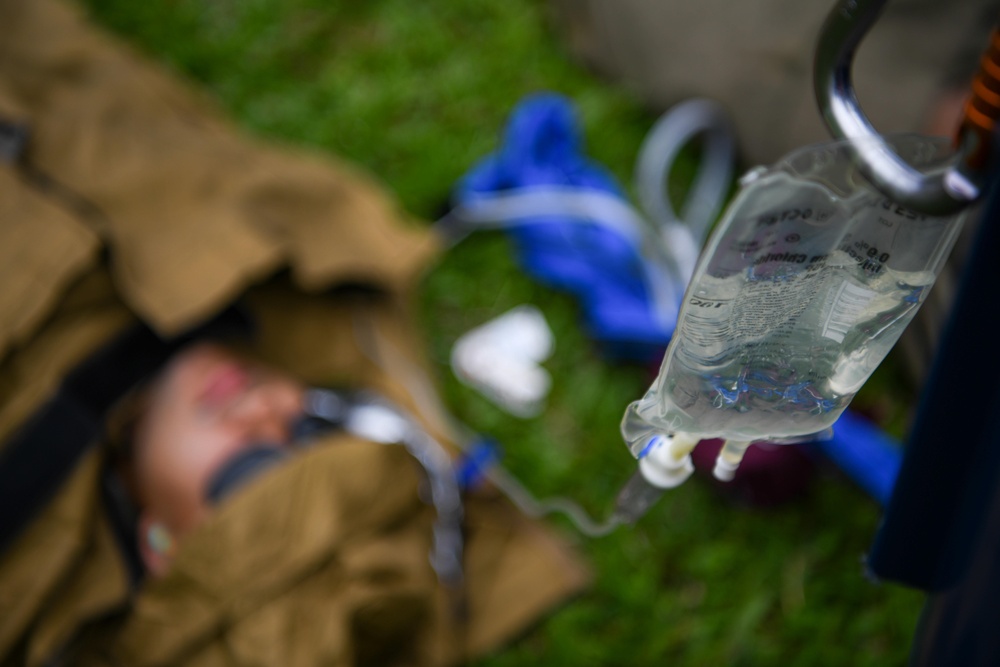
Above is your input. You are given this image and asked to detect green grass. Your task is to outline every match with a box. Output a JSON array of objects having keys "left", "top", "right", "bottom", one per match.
[{"left": 79, "top": 0, "right": 925, "bottom": 664}]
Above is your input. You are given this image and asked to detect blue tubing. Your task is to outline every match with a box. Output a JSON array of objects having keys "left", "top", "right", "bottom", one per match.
[{"left": 814, "top": 409, "right": 903, "bottom": 506}]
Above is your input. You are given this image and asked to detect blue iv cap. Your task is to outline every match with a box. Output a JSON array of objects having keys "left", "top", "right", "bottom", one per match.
[{"left": 455, "top": 438, "right": 501, "bottom": 490}]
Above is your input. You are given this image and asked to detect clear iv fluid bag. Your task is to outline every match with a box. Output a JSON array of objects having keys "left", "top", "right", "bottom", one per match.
[{"left": 622, "top": 135, "right": 973, "bottom": 455}]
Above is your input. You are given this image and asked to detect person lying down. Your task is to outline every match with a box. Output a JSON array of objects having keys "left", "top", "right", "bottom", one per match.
[
  {"left": 113, "top": 338, "right": 464, "bottom": 589},
  {"left": 0, "top": 291, "right": 590, "bottom": 667},
  {"left": 110, "top": 341, "right": 309, "bottom": 577},
  {"left": 0, "top": 1, "right": 588, "bottom": 662}
]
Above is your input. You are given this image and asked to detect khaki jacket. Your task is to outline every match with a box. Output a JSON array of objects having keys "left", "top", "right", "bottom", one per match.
[{"left": 0, "top": 1, "right": 588, "bottom": 664}]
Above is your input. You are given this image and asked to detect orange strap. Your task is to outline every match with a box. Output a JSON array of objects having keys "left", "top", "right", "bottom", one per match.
[{"left": 960, "top": 26, "right": 1000, "bottom": 170}]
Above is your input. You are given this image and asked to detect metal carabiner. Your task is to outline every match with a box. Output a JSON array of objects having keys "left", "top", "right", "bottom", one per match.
[{"left": 814, "top": 0, "right": 996, "bottom": 215}]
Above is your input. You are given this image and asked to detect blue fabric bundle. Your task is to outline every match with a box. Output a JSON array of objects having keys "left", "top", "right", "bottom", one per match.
[{"left": 453, "top": 93, "right": 675, "bottom": 360}]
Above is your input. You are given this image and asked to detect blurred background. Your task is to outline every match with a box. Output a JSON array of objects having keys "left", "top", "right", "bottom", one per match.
[{"left": 76, "top": 0, "right": 940, "bottom": 664}]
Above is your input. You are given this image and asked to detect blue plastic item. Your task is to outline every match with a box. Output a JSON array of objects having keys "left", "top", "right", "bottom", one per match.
[{"left": 817, "top": 410, "right": 903, "bottom": 506}]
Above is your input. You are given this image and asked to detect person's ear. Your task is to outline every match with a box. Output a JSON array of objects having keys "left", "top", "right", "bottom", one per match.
[{"left": 137, "top": 513, "right": 176, "bottom": 577}]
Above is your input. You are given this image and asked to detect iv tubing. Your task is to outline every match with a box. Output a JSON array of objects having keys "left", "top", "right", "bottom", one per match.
[
  {"left": 353, "top": 312, "right": 626, "bottom": 537},
  {"left": 442, "top": 186, "right": 684, "bottom": 329},
  {"left": 634, "top": 98, "right": 736, "bottom": 252},
  {"left": 438, "top": 98, "right": 739, "bottom": 325}
]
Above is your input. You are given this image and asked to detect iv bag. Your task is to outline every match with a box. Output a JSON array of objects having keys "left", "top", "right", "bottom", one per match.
[{"left": 621, "top": 135, "right": 974, "bottom": 457}]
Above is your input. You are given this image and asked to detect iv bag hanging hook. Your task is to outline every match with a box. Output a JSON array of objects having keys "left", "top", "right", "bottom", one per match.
[{"left": 814, "top": 0, "right": 983, "bottom": 215}]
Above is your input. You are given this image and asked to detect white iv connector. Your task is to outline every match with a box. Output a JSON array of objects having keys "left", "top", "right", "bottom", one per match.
[{"left": 638, "top": 434, "right": 697, "bottom": 489}]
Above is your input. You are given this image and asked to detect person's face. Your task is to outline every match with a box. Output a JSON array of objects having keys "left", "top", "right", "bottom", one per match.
[{"left": 132, "top": 342, "right": 305, "bottom": 547}]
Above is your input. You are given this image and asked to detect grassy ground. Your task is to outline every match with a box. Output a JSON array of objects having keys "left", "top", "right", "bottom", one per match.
[{"left": 81, "top": 0, "right": 925, "bottom": 664}]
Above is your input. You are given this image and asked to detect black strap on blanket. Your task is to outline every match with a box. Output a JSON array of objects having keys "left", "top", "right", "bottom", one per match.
[{"left": 0, "top": 307, "right": 253, "bottom": 554}]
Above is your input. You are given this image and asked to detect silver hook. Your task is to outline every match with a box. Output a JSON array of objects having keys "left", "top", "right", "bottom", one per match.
[{"left": 814, "top": 0, "right": 982, "bottom": 215}]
